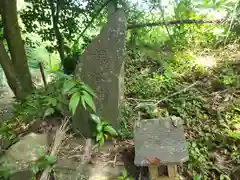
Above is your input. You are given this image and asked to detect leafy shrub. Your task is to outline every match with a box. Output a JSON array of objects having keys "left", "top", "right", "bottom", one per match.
[
  {"left": 124, "top": 44, "right": 240, "bottom": 179},
  {"left": 116, "top": 169, "right": 134, "bottom": 180},
  {"left": 13, "top": 71, "right": 96, "bottom": 120},
  {"left": 11, "top": 71, "right": 118, "bottom": 145},
  {"left": 91, "top": 114, "right": 118, "bottom": 147}
]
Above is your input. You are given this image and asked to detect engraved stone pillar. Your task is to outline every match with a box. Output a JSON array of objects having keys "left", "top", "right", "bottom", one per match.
[{"left": 73, "top": 9, "right": 126, "bottom": 137}]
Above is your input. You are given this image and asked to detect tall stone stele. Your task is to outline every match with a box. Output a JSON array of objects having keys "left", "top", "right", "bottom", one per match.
[{"left": 73, "top": 8, "right": 126, "bottom": 137}]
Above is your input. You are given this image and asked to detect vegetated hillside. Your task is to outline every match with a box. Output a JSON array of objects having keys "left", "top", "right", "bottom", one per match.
[{"left": 123, "top": 41, "right": 240, "bottom": 178}]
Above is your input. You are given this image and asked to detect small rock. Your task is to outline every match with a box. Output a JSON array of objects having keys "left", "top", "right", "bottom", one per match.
[
  {"left": 7, "top": 133, "right": 48, "bottom": 161},
  {"left": 0, "top": 133, "right": 48, "bottom": 174}
]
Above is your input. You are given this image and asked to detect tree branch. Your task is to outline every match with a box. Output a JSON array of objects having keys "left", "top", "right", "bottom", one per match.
[
  {"left": 72, "top": 0, "right": 115, "bottom": 49},
  {"left": 158, "top": 0, "right": 173, "bottom": 41},
  {"left": 49, "top": 0, "right": 65, "bottom": 72},
  {"left": 127, "top": 19, "right": 227, "bottom": 29}
]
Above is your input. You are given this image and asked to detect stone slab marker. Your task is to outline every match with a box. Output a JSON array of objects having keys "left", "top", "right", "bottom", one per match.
[
  {"left": 134, "top": 117, "right": 189, "bottom": 180},
  {"left": 73, "top": 9, "right": 126, "bottom": 137}
]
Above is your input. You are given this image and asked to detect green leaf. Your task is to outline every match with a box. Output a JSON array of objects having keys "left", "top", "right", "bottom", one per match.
[
  {"left": 80, "top": 83, "right": 96, "bottom": 97},
  {"left": 69, "top": 92, "right": 80, "bottom": 115},
  {"left": 104, "top": 125, "right": 118, "bottom": 136},
  {"left": 38, "top": 147, "right": 46, "bottom": 156},
  {"left": 128, "top": 177, "right": 134, "bottom": 180},
  {"left": 30, "top": 164, "right": 40, "bottom": 174},
  {"left": 81, "top": 96, "right": 86, "bottom": 110},
  {"left": 99, "top": 136, "right": 105, "bottom": 147},
  {"left": 193, "top": 175, "right": 201, "bottom": 180},
  {"left": 0, "top": 167, "right": 10, "bottom": 178},
  {"left": 82, "top": 91, "right": 96, "bottom": 112},
  {"left": 228, "top": 131, "right": 240, "bottom": 139},
  {"left": 44, "top": 107, "right": 55, "bottom": 117},
  {"left": 63, "top": 80, "right": 76, "bottom": 93},
  {"left": 122, "top": 169, "right": 127, "bottom": 178},
  {"left": 45, "top": 155, "right": 57, "bottom": 164},
  {"left": 68, "top": 87, "right": 80, "bottom": 95},
  {"left": 90, "top": 114, "right": 101, "bottom": 124},
  {"left": 48, "top": 98, "right": 57, "bottom": 106},
  {"left": 234, "top": 107, "right": 240, "bottom": 112},
  {"left": 220, "top": 174, "right": 231, "bottom": 180},
  {"left": 102, "top": 120, "right": 109, "bottom": 126},
  {"left": 104, "top": 133, "right": 108, "bottom": 139},
  {"left": 97, "top": 123, "right": 103, "bottom": 132},
  {"left": 116, "top": 177, "right": 123, "bottom": 180},
  {"left": 96, "top": 132, "right": 103, "bottom": 142}
]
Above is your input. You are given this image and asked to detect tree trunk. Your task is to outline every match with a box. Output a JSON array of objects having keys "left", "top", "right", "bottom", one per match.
[
  {"left": 48, "top": 0, "right": 66, "bottom": 73},
  {"left": 0, "top": 0, "right": 33, "bottom": 100},
  {"left": 0, "top": 41, "right": 23, "bottom": 99}
]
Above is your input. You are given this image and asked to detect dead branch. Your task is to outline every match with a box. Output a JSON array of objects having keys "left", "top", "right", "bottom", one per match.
[
  {"left": 127, "top": 19, "right": 227, "bottom": 29},
  {"left": 72, "top": 0, "right": 115, "bottom": 48},
  {"left": 127, "top": 81, "right": 201, "bottom": 107},
  {"left": 154, "top": 81, "right": 200, "bottom": 105}
]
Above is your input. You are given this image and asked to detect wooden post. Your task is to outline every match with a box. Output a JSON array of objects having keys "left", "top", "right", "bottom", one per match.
[
  {"left": 167, "top": 165, "right": 178, "bottom": 178},
  {"left": 148, "top": 165, "right": 159, "bottom": 180},
  {"left": 39, "top": 62, "right": 47, "bottom": 87},
  {"left": 148, "top": 165, "right": 178, "bottom": 180}
]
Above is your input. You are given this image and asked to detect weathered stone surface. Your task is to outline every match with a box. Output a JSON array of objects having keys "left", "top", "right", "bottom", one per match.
[
  {"left": 134, "top": 118, "right": 189, "bottom": 166},
  {"left": 0, "top": 133, "right": 48, "bottom": 175},
  {"left": 55, "top": 159, "right": 123, "bottom": 180},
  {"left": 8, "top": 170, "right": 34, "bottom": 180},
  {"left": 73, "top": 8, "right": 126, "bottom": 137},
  {"left": 0, "top": 133, "right": 126, "bottom": 180}
]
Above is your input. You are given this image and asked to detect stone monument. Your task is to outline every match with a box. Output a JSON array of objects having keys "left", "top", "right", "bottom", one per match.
[
  {"left": 134, "top": 117, "right": 189, "bottom": 180},
  {"left": 73, "top": 9, "right": 126, "bottom": 137}
]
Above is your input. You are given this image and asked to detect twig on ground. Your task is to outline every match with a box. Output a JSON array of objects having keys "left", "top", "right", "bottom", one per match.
[
  {"left": 113, "top": 152, "right": 118, "bottom": 168},
  {"left": 102, "top": 152, "right": 118, "bottom": 168},
  {"left": 127, "top": 81, "right": 201, "bottom": 107},
  {"left": 154, "top": 81, "right": 200, "bottom": 105},
  {"left": 75, "top": 129, "right": 87, "bottom": 140},
  {"left": 126, "top": 97, "right": 156, "bottom": 103},
  {"left": 68, "top": 154, "right": 82, "bottom": 159}
]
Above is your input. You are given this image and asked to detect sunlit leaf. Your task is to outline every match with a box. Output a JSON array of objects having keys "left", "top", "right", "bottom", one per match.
[
  {"left": 81, "top": 96, "right": 86, "bottom": 110},
  {"left": 99, "top": 136, "right": 105, "bottom": 147},
  {"left": 193, "top": 175, "right": 201, "bottom": 180},
  {"left": 104, "top": 133, "right": 108, "bottom": 139},
  {"left": 82, "top": 91, "right": 96, "bottom": 112},
  {"left": 63, "top": 79, "right": 76, "bottom": 93},
  {"left": 30, "top": 164, "right": 40, "bottom": 174},
  {"left": 69, "top": 92, "right": 80, "bottom": 115},
  {"left": 44, "top": 107, "right": 55, "bottom": 117},
  {"left": 104, "top": 125, "right": 118, "bottom": 136},
  {"left": 122, "top": 169, "right": 127, "bottom": 178},
  {"left": 80, "top": 83, "right": 96, "bottom": 97},
  {"left": 220, "top": 174, "right": 231, "bottom": 180},
  {"left": 68, "top": 87, "right": 80, "bottom": 95},
  {"left": 45, "top": 155, "right": 57, "bottom": 164},
  {"left": 96, "top": 132, "right": 103, "bottom": 142},
  {"left": 97, "top": 123, "right": 103, "bottom": 132},
  {"left": 90, "top": 114, "right": 101, "bottom": 124}
]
